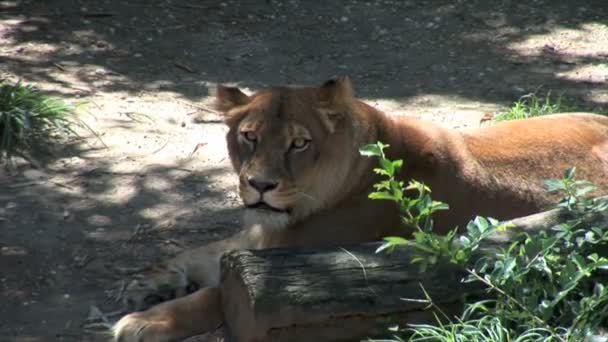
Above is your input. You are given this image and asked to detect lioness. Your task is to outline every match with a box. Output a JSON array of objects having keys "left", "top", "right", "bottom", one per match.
[{"left": 113, "top": 76, "right": 608, "bottom": 342}]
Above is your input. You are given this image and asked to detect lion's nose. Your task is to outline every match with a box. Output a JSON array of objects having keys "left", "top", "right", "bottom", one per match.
[{"left": 247, "top": 177, "right": 279, "bottom": 193}]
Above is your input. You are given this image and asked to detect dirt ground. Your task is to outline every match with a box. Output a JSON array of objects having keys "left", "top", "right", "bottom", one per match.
[{"left": 0, "top": 0, "right": 607, "bottom": 341}]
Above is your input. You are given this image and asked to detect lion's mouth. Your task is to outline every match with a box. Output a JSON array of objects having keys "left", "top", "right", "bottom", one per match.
[{"left": 246, "top": 202, "right": 289, "bottom": 214}]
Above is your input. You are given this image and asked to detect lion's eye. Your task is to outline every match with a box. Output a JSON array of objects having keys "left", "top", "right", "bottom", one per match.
[
  {"left": 241, "top": 131, "right": 257, "bottom": 143},
  {"left": 291, "top": 137, "right": 310, "bottom": 151}
]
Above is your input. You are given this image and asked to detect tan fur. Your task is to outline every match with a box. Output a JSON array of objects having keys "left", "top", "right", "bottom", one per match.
[{"left": 113, "top": 77, "right": 608, "bottom": 341}]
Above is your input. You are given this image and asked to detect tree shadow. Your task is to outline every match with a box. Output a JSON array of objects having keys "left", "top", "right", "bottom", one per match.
[
  {"left": 1, "top": 0, "right": 606, "bottom": 109},
  {"left": 0, "top": 154, "right": 241, "bottom": 340}
]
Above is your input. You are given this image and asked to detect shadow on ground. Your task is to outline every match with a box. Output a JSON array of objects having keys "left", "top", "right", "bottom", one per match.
[
  {"left": 1, "top": 133, "right": 240, "bottom": 340},
  {"left": 1, "top": 0, "right": 607, "bottom": 107}
]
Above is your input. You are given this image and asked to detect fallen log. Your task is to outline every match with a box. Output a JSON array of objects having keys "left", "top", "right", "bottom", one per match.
[{"left": 220, "top": 200, "right": 608, "bottom": 342}]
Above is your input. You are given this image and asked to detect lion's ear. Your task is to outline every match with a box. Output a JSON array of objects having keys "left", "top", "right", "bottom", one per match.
[
  {"left": 318, "top": 76, "right": 354, "bottom": 105},
  {"left": 317, "top": 76, "right": 354, "bottom": 132},
  {"left": 215, "top": 85, "right": 251, "bottom": 112}
]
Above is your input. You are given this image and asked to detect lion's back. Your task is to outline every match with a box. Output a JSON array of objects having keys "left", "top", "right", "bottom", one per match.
[{"left": 461, "top": 112, "right": 608, "bottom": 204}]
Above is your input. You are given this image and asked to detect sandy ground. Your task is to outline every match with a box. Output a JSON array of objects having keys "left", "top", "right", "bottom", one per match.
[{"left": 0, "top": 0, "right": 606, "bottom": 341}]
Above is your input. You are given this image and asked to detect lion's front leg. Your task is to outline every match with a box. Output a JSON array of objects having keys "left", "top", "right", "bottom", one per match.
[
  {"left": 120, "top": 231, "right": 247, "bottom": 312},
  {"left": 119, "top": 249, "right": 219, "bottom": 313},
  {"left": 113, "top": 287, "right": 222, "bottom": 342},
  {"left": 113, "top": 231, "right": 250, "bottom": 341}
]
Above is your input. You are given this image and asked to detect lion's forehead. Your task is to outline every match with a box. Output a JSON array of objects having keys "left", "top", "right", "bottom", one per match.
[
  {"left": 240, "top": 114, "right": 313, "bottom": 139},
  {"left": 239, "top": 88, "right": 324, "bottom": 127}
]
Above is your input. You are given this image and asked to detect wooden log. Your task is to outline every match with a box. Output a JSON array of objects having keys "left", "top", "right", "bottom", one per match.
[{"left": 220, "top": 199, "right": 608, "bottom": 342}]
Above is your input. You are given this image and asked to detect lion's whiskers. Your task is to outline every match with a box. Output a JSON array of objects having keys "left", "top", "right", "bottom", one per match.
[{"left": 296, "top": 191, "right": 316, "bottom": 201}]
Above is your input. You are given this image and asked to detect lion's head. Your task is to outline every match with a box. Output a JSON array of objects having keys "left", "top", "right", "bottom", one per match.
[{"left": 216, "top": 76, "right": 376, "bottom": 230}]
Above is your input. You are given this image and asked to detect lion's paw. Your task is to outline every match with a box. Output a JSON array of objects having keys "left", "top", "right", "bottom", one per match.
[
  {"left": 113, "top": 288, "right": 222, "bottom": 342},
  {"left": 120, "top": 265, "right": 200, "bottom": 312},
  {"left": 113, "top": 311, "right": 176, "bottom": 342}
]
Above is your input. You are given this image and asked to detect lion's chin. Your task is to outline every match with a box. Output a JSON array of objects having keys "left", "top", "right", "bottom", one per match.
[{"left": 243, "top": 208, "right": 290, "bottom": 231}]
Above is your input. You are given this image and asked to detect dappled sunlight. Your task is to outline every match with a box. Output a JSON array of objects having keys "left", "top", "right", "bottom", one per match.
[
  {"left": 364, "top": 95, "right": 500, "bottom": 128},
  {"left": 1, "top": 0, "right": 606, "bottom": 109},
  {"left": 139, "top": 203, "right": 192, "bottom": 222},
  {"left": 556, "top": 64, "right": 608, "bottom": 84},
  {"left": 506, "top": 23, "right": 608, "bottom": 59},
  {"left": 556, "top": 64, "right": 608, "bottom": 105},
  {"left": 1, "top": 245, "right": 28, "bottom": 256},
  {"left": 143, "top": 174, "right": 173, "bottom": 191}
]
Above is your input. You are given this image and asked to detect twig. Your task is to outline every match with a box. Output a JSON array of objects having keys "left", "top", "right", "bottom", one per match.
[
  {"left": 192, "top": 118, "right": 223, "bottom": 124},
  {"left": 76, "top": 254, "right": 94, "bottom": 268},
  {"left": 82, "top": 321, "right": 113, "bottom": 330},
  {"left": 50, "top": 180, "right": 75, "bottom": 190},
  {"left": 340, "top": 247, "right": 377, "bottom": 296},
  {"left": 88, "top": 100, "right": 102, "bottom": 110},
  {"left": 85, "top": 305, "right": 113, "bottom": 326},
  {"left": 83, "top": 305, "right": 125, "bottom": 330},
  {"left": 173, "top": 4, "right": 221, "bottom": 10},
  {"left": 111, "top": 280, "right": 127, "bottom": 302},
  {"left": 189, "top": 142, "right": 207, "bottom": 158},
  {"left": 113, "top": 265, "right": 148, "bottom": 275},
  {"left": 123, "top": 111, "right": 155, "bottom": 123},
  {"left": 151, "top": 139, "right": 170, "bottom": 154},
  {"left": 77, "top": 167, "right": 114, "bottom": 177},
  {"left": 8, "top": 180, "right": 41, "bottom": 189},
  {"left": 52, "top": 62, "right": 66, "bottom": 71},
  {"left": 174, "top": 61, "right": 196, "bottom": 73},
  {"left": 69, "top": 85, "right": 93, "bottom": 94},
  {"left": 82, "top": 12, "right": 116, "bottom": 18},
  {"left": 175, "top": 98, "right": 220, "bottom": 114}
]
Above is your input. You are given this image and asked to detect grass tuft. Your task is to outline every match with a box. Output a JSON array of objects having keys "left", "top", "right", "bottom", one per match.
[
  {"left": 0, "top": 80, "right": 81, "bottom": 163},
  {"left": 492, "top": 92, "right": 566, "bottom": 122},
  {"left": 492, "top": 91, "right": 608, "bottom": 123}
]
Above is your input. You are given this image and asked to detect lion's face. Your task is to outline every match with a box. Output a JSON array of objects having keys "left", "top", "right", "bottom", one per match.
[{"left": 216, "top": 77, "right": 361, "bottom": 230}]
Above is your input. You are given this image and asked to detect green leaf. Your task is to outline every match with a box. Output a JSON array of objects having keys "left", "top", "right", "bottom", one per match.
[
  {"left": 376, "top": 236, "right": 409, "bottom": 254},
  {"left": 572, "top": 254, "right": 587, "bottom": 271},
  {"left": 369, "top": 191, "right": 396, "bottom": 201},
  {"left": 564, "top": 166, "right": 576, "bottom": 179},
  {"left": 372, "top": 180, "right": 391, "bottom": 191},
  {"left": 431, "top": 201, "right": 449, "bottom": 212},
  {"left": 454, "top": 249, "right": 468, "bottom": 263},
  {"left": 384, "top": 236, "right": 409, "bottom": 245},
  {"left": 474, "top": 216, "right": 489, "bottom": 232},
  {"left": 392, "top": 159, "right": 403, "bottom": 173},
  {"left": 496, "top": 222, "right": 515, "bottom": 232},
  {"left": 587, "top": 253, "right": 600, "bottom": 263},
  {"left": 544, "top": 179, "right": 565, "bottom": 192},
  {"left": 359, "top": 143, "right": 383, "bottom": 157},
  {"left": 380, "top": 158, "right": 395, "bottom": 176},
  {"left": 576, "top": 185, "right": 597, "bottom": 197},
  {"left": 375, "top": 241, "right": 393, "bottom": 254},
  {"left": 373, "top": 167, "right": 390, "bottom": 176}
]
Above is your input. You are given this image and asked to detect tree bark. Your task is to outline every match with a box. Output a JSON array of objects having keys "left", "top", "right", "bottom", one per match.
[{"left": 219, "top": 200, "right": 608, "bottom": 342}]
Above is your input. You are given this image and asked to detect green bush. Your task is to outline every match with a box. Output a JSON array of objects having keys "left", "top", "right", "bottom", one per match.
[
  {"left": 360, "top": 142, "right": 608, "bottom": 342},
  {"left": 0, "top": 80, "right": 80, "bottom": 162}
]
